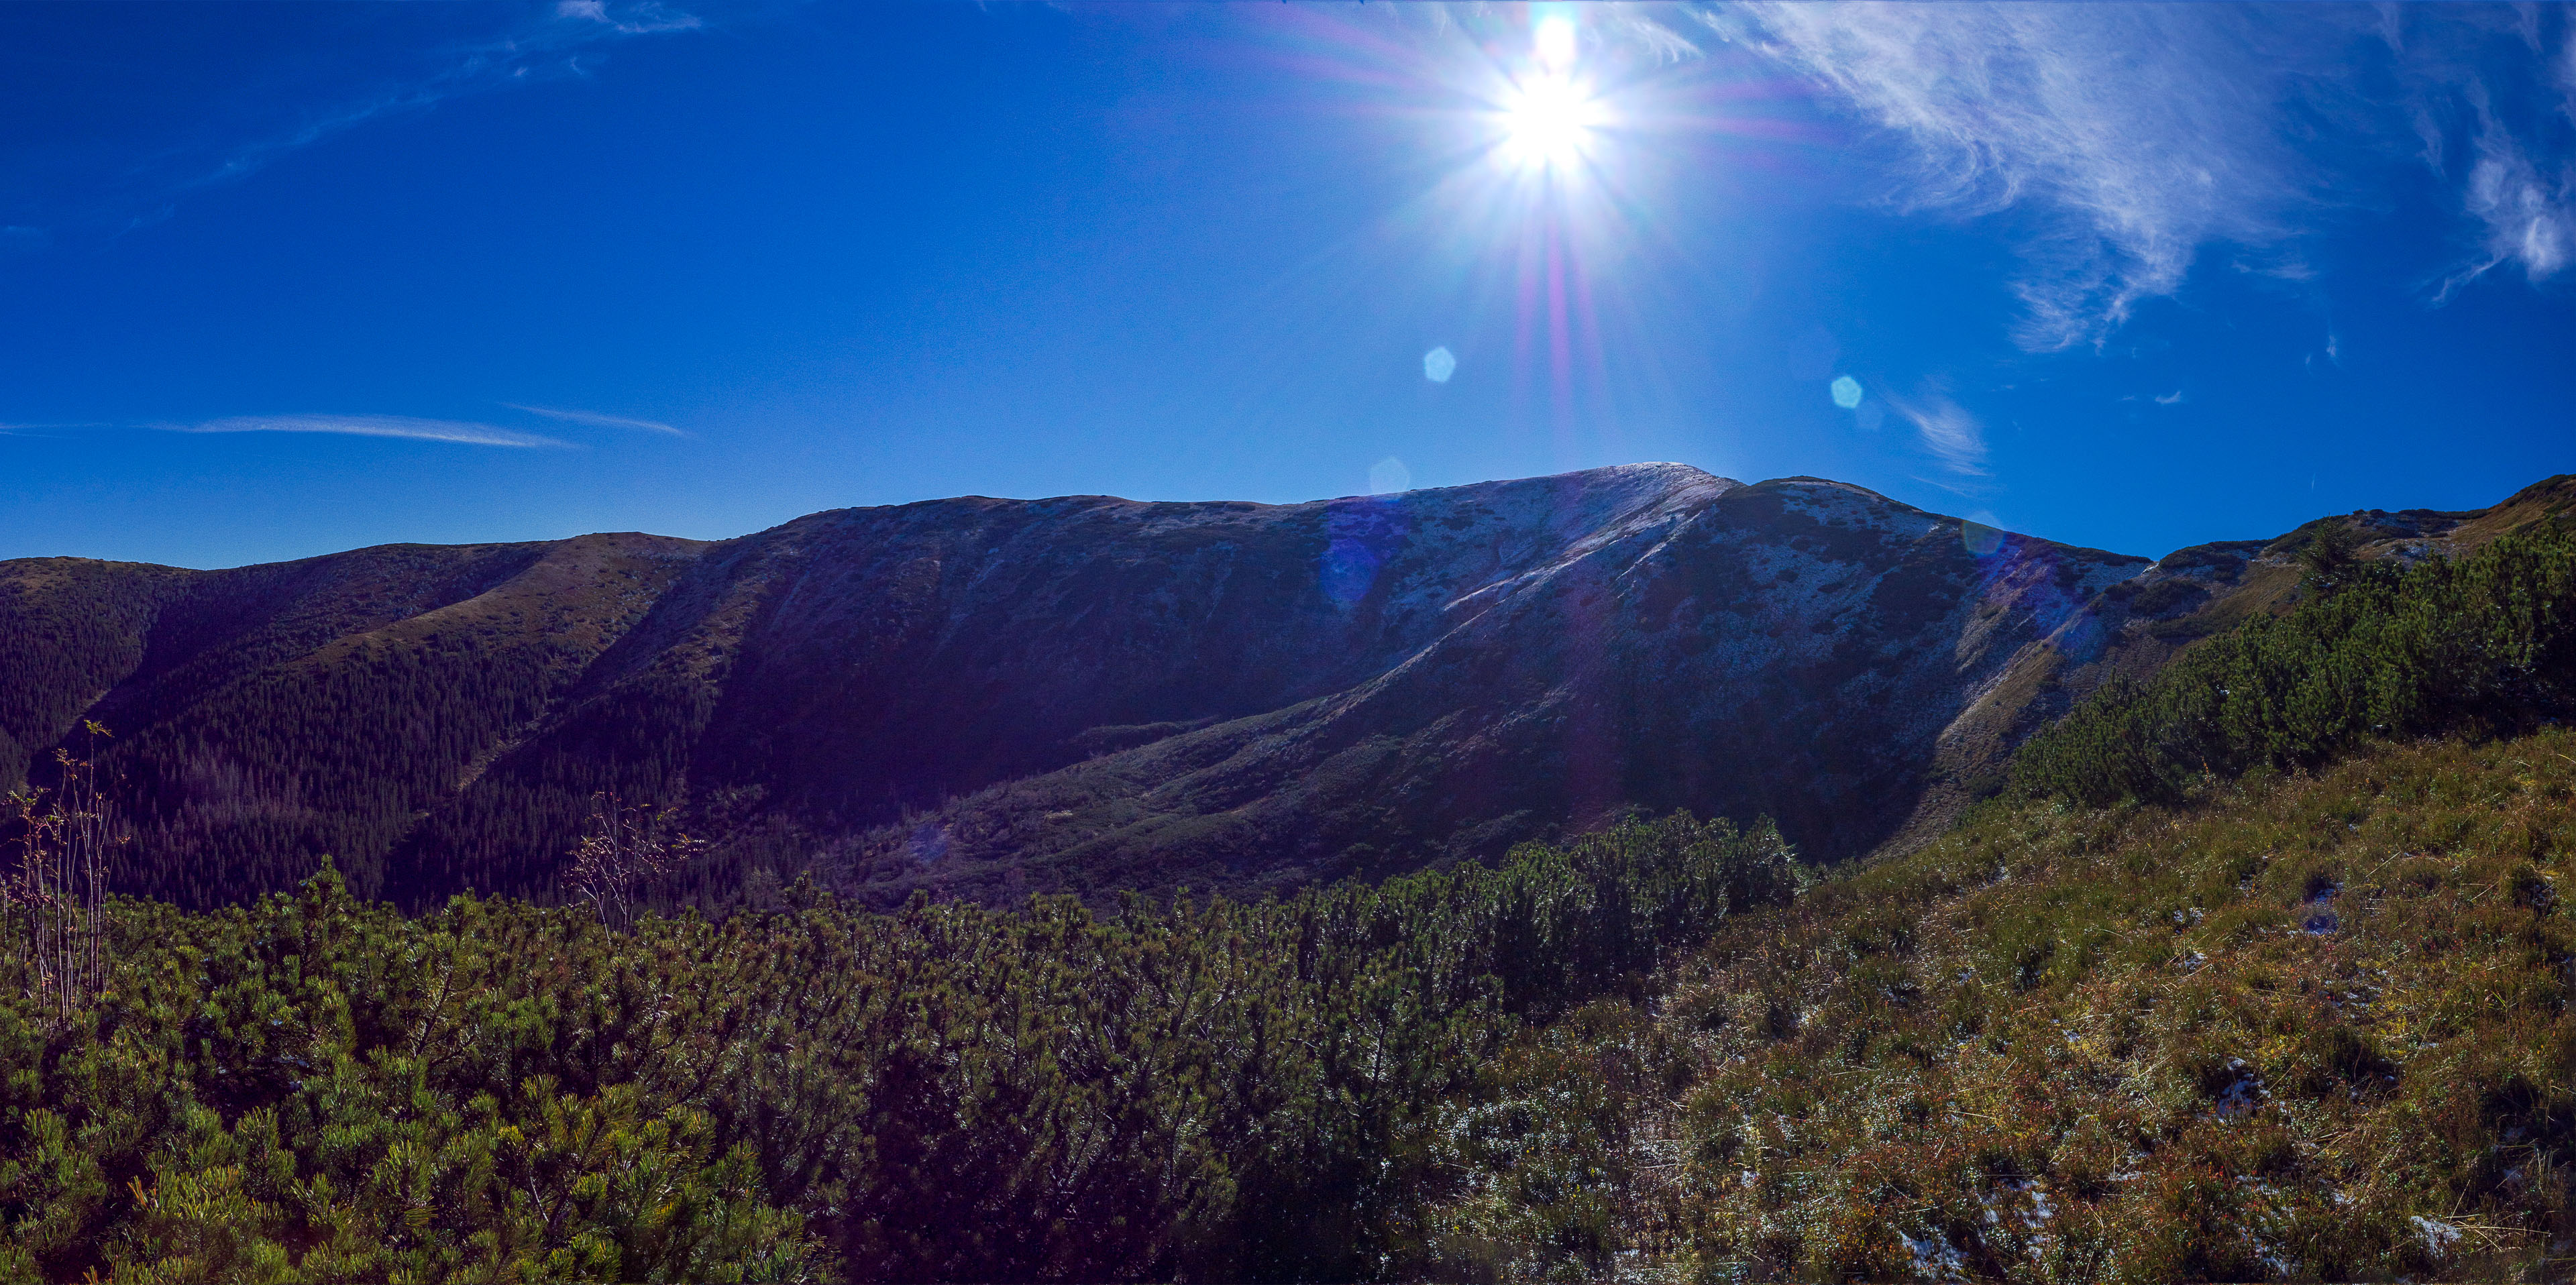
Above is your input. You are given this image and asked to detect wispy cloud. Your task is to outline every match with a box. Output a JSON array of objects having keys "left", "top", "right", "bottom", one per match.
[
  {"left": 1886, "top": 391, "right": 1988, "bottom": 478},
  {"left": 2380, "top": 9, "right": 2576, "bottom": 296},
  {"left": 41, "top": 4, "right": 710, "bottom": 237},
  {"left": 2451, "top": 113, "right": 2575, "bottom": 291},
  {"left": 172, "top": 414, "right": 568, "bottom": 448},
  {"left": 505, "top": 404, "right": 685, "bottom": 435},
  {"left": 202, "top": 3, "right": 700, "bottom": 192},
  {"left": 1713, "top": 3, "right": 2318, "bottom": 350},
  {"left": 556, "top": 0, "right": 702, "bottom": 37},
  {"left": 1686, "top": 4, "right": 2576, "bottom": 344}
]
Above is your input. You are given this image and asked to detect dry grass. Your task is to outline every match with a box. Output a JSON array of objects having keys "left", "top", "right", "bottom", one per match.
[{"left": 1432, "top": 729, "right": 2576, "bottom": 1282}]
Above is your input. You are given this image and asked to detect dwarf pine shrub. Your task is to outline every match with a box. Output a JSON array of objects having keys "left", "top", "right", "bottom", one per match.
[{"left": 2014, "top": 515, "right": 2576, "bottom": 805}]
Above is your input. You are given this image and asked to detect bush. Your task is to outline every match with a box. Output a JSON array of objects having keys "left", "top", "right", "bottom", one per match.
[
  {"left": 0, "top": 812, "right": 1794, "bottom": 1283},
  {"left": 2014, "top": 516, "right": 2576, "bottom": 805}
]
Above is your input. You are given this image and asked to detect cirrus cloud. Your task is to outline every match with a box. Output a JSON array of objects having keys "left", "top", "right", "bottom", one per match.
[
  {"left": 1713, "top": 2, "right": 2327, "bottom": 350},
  {"left": 504, "top": 403, "right": 685, "bottom": 435},
  {"left": 15, "top": 2, "right": 712, "bottom": 240},
  {"left": 172, "top": 414, "right": 568, "bottom": 448},
  {"left": 1677, "top": 3, "right": 2576, "bottom": 347},
  {"left": 1881, "top": 389, "right": 1988, "bottom": 480}
]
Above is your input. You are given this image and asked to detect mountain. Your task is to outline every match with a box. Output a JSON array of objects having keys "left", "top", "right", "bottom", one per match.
[
  {"left": 5, "top": 466, "right": 2569, "bottom": 911},
  {"left": 13, "top": 490, "right": 2576, "bottom": 1284}
]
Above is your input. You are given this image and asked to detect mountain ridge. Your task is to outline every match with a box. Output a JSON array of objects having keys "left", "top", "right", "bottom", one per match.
[{"left": 5, "top": 465, "right": 2568, "bottom": 911}]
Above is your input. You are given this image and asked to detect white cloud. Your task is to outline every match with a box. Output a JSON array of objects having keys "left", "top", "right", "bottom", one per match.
[
  {"left": 1717, "top": 3, "right": 2316, "bottom": 350},
  {"left": 1886, "top": 392, "right": 1988, "bottom": 477},
  {"left": 1684, "top": 4, "right": 2576, "bottom": 339},
  {"left": 2383, "top": 11, "right": 2576, "bottom": 296},
  {"left": 506, "top": 404, "right": 685, "bottom": 435},
  {"left": 174, "top": 414, "right": 568, "bottom": 448},
  {"left": 556, "top": 1, "right": 703, "bottom": 36},
  {"left": 2451, "top": 117, "right": 2575, "bottom": 291}
]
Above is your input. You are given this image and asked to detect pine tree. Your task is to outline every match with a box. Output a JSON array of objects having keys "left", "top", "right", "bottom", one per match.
[{"left": 2297, "top": 516, "right": 2367, "bottom": 596}]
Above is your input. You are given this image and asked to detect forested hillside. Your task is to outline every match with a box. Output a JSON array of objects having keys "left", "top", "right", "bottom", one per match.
[
  {"left": 0, "top": 535, "right": 708, "bottom": 908},
  {"left": 1, "top": 464, "right": 2171, "bottom": 913},
  {"left": 2012, "top": 508, "right": 2576, "bottom": 803}
]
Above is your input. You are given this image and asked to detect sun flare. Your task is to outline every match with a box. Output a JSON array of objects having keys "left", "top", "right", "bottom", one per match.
[
  {"left": 1533, "top": 14, "right": 1576, "bottom": 69},
  {"left": 1499, "top": 73, "right": 1603, "bottom": 170}
]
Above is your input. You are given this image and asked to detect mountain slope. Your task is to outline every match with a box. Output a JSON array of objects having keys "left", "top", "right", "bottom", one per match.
[
  {"left": 1426, "top": 726, "right": 2576, "bottom": 1283},
  {"left": 1900, "top": 474, "right": 2576, "bottom": 851},
  {"left": 839, "top": 476, "right": 2147, "bottom": 905},
  {"left": 6, "top": 468, "right": 2567, "bottom": 910},
  {"left": 0, "top": 536, "right": 710, "bottom": 903},
  {"left": 13, "top": 499, "right": 2576, "bottom": 1284},
  {"left": 1421, "top": 504, "right": 2576, "bottom": 1281},
  {"left": 392, "top": 465, "right": 1738, "bottom": 907}
]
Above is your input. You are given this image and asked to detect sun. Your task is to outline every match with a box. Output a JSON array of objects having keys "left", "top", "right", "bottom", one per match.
[
  {"left": 1494, "top": 11, "right": 1603, "bottom": 172},
  {"left": 1533, "top": 13, "right": 1576, "bottom": 69},
  {"left": 1499, "top": 72, "right": 1604, "bottom": 170}
]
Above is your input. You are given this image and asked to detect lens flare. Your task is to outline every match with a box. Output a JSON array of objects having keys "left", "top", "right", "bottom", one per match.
[{"left": 1499, "top": 73, "right": 1605, "bottom": 170}]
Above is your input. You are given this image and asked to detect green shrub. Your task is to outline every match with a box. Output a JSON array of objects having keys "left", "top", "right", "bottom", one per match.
[
  {"left": 0, "top": 812, "right": 1794, "bottom": 1283},
  {"left": 2015, "top": 516, "right": 2576, "bottom": 805}
]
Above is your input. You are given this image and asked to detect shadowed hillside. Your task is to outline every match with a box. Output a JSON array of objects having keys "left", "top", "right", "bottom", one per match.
[{"left": 5, "top": 468, "right": 2568, "bottom": 911}]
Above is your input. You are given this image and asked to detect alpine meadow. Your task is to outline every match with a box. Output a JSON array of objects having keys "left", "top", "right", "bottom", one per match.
[{"left": 9, "top": 3, "right": 2576, "bottom": 1282}]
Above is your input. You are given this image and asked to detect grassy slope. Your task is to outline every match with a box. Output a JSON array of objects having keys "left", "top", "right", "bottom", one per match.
[
  {"left": 1905, "top": 476, "right": 2576, "bottom": 855},
  {"left": 1431, "top": 730, "right": 2576, "bottom": 1282}
]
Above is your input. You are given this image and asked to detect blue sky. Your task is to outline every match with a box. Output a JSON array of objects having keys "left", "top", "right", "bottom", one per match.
[{"left": 3, "top": 2, "right": 2572, "bottom": 569}]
